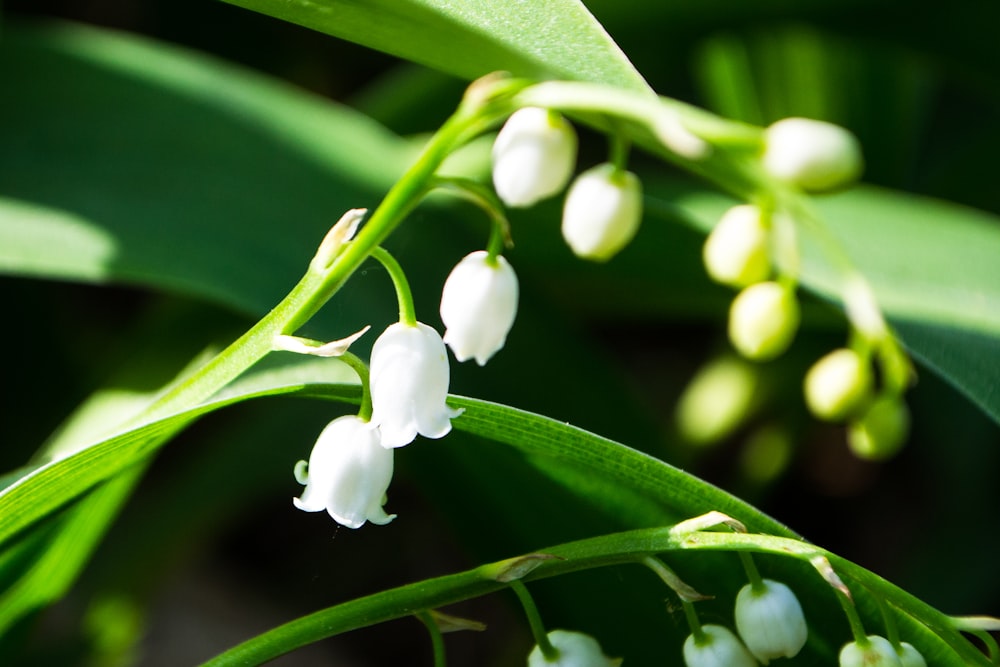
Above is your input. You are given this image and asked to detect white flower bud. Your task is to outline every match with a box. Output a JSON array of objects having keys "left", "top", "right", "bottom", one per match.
[
  {"left": 676, "top": 355, "right": 759, "bottom": 446},
  {"left": 897, "top": 642, "right": 927, "bottom": 667},
  {"left": 293, "top": 415, "right": 395, "bottom": 528},
  {"left": 683, "top": 625, "right": 758, "bottom": 667},
  {"left": 839, "top": 636, "right": 903, "bottom": 667},
  {"left": 440, "top": 251, "right": 518, "bottom": 366},
  {"left": 804, "top": 348, "right": 873, "bottom": 421},
  {"left": 492, "top": 107, "right": 577, "bottom": 208},
  {"left": 370, "top": 322, "right": 462, "bottom": 448},
  {"left": 703, "top": 205, "right": 771, "bottom": 287},
  {"left": 527, "top": 630, "right": 619, "bottom": 667},
  {"left": 561, "top": 163, "right": 642, "bottom": 261},
  {"left": 734, "top": 579, "right": 808, "bottom": 663},
  {"left": 728, "top": 282, "right": 799, "bottom": 361},
  {"left": 763, "top": 117, "right": 863, "bottom": 191},
  {"left": 847, "top": 395, "right": 910, "bottom": 460}
]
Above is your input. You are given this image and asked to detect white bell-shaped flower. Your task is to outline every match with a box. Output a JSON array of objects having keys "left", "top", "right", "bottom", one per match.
[
  {"left": 492, "top": 107, "right": 577, "bottom": 208},
  {"left": 293, "top": 415, "right": 396, "bottom": 528},
  {"left": 370, "top": 321, "right": 462, "bottom": 448},
  {"left": 527, "top": 630, "right": 619, "bottom": 667},
  {"left": 728, "top": 281, "right": 799, "bottom": 361},
  {"left": 703, "top": 204, "right": 771, "bottom": 287},
  {"left": 896, "top": 642, "right": 927, "bottom": 667},
  {"left": 683, "top": 624, "right": 758, "bottom": 667},
  {"left": 839, "top": 636, "right": 903, "bottom": 667},
  {"left": 561, "top": 163, "right": 643, "bottom": 261},
  {"left": 440, "top": 250, "right": 519, "bottom": 366},
  {"left": 762, "top": 117, "right": 863, "bottom": 191},
  {"left": 734, "top": 579, "right": 808, "bottom": 663}
]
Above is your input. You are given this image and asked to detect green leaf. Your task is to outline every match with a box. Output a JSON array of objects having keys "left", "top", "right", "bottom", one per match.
[{"left": 219, "top": 0, "right": 650, "bottom": 92}]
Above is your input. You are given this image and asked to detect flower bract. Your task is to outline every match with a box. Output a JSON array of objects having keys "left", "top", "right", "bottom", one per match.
[
  {"left": 561, "top": 163, "right": 642, "bottom": 261},
  {"left": 492, "top": 106, "right": 577, "bottom": 208},
  {"left": 293, "top": 415, "right": 396, "bottom": 528},
  {"left": 370, "top": 321, "right": 462, "bottom": 448},
  {"left": 440, "top": 250, "right": 519, "bottom": 366},
  {"left": 527, "top": 630, "right": 620, "bottom": 667},
  {"left": 683, "top": 624, "right": 758, "bottom": 667},
  {"left": 734, "top": 579, "right": 808, "bottom": 663}
]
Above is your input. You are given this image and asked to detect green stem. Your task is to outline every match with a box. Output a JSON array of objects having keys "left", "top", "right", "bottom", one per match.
[
  {"left": 836, "top": 587, "right": 870, "bottom": 646},
  {"left": 608, "top": 132, "right": 631, "bottom": 172},
  {"left": 682, "top": 600, "right": 706, "bottom": 644},
  {"left": 511, "top": 581, "right": 558, "bottom": 661},
  {"left": 369, "top": 246, "right": 417, "bottom": 326},
  {"left": 417, "top": 611, "right": 447, "bottom": 667},
  {"left": 738, "top": 551, "right": 766, "bottom": 593},
  {"left": 125, "top": 82, "right": 506, "bottom": 429},
  {"left": 336, "top": 352, "right": 372, "bottom": 421}
]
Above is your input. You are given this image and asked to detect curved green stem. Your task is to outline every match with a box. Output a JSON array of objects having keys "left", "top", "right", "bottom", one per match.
[
  {"left": 417, "top": 610, "right": 447, "bottom": 667},
  {"left": 511, "top": 580, "right": 558, "bottom": 661},
  {"left": 682, "top": 600, "right": 706, "bottom": 644},
  {"left": 369, "top": 246, "right": 417, "bottom": 326},
  {"left": 738, "top": 551, "right": 766, "bottom": 593},
  {"left": 335, "top": 352, "right": 372, "bottom": 421}
]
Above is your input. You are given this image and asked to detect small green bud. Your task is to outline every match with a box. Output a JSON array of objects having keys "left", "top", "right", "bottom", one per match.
[
  {"left": 804, "top": 348, "right": 873, "bottom": 421},
  {"left": 839, "top": 636, "right": 903, "bottom": 667},
  {"left": 847, "top": 396, "right": 910, "bottom": 460},
  {"left": 676, "top": 355, "right": 759, "bottom": 446},
  {"left": 728, "top": 282, "right": 800, "bottom": 361},
  {"left": 763, "top": 118, "right": 863, "bottom": 192},
  {"left": 703, "top": 205, "right": 771, "bottom": 287}
]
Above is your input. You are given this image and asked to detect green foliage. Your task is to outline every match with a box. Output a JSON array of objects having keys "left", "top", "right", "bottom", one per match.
[{"left": 1, "top": 1, "right": 998, "bottom": 665}]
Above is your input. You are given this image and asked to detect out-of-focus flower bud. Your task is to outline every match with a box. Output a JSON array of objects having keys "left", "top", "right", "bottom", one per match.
[
  {"left": 728, "top": 282, "right": 799, "bottom": 361},
  {"left": 763, "top": 117, "right": 863, "bottom": 191},
  {"left": 847, "top": 395, "right": 910, "bottom": 460},
  {"left": 703, "top": 205, "right": 771, "bottom": 288},
  {"left": 804, "top": 348, "right": 873, "bottom": 421}
]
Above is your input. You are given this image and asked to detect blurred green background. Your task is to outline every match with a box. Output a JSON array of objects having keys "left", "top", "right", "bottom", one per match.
[{"left": 2, "top": 0, "right": 999, "bottom": 665}]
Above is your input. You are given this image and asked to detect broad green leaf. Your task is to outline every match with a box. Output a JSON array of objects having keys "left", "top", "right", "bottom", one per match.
[
  {"left": 219, "top": 0, "right": 650, "bottom": 92},
  {"left": 0, "top": 21, "right": 412, "bottom": 318}
]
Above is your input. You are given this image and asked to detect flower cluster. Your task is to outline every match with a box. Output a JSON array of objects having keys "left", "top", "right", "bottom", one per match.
[
  {"left": 683, "top": 577, "right": 807, "bottom": 667},
  {"left": 492, "top": 106, "right": 644, "bottom": 262}
]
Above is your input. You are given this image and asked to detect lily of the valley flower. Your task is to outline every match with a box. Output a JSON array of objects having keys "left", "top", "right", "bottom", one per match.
[
  {"left": 683, "top": 625, "right": 758, "bottom": 667},
  {"left": 728, "top": 281, "right": 799, "bottom": 361},
  {"left": 492, "top": 107, "right": 577, "bottom": 208},
  {"left": 440, "top": 250, "right": 519, "bottom": 366},
  {"left": 527, "top": 630, "right": 620, "bottom": 667},
  {"left": 369, "top": 321, "right": 462, "bottom": 448},
  {"left": 293, "top": 415, "right": 396, "bottom": 528},
  {"left": 896, "top": 643, "right": 927, "bottom": 667},
  {"left": 561, "top": 163, "right": 643, "bottom": 261},
  {"left": 734, "top": 579, "right": 808, "bottom": 663},
  {"left": 703, "top": 205, "right": 772, "bottom": 288},
  {"left": 839, "top": 636, "right": 903, "bottom": 667}
]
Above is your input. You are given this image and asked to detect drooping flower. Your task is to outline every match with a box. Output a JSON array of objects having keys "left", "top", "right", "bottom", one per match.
[
  {"left": 734, "top": 579, "right": 808, "bottom": 664},
  {"left": 561, "top": 163, "right": 643, "bottom": 261},
  {"left": 683, "top": 624, "right": 758, "bottom": 667},
  {"left": 762, "top": 117, "right": 863, "bottom": 191},
  {"left": 369, "top": 321, "right": 462, "bottom": 448},
  {"left": 847, "top": 395, "right": 910, "bottom": 461},
  {"left": 492, "top": 107, "right": 577, "bottom": 208},
  {"left": 839, "top": 636, "right": 903, "bottom": 667},
  {"left": 440, "top": 250, "right": 519, "bottom": 366},
  {"left": 703, "top": 204, "right": 772, "bottom": 287},
  {"left": 293, "top": 415, "right": 396, "bottom": 528},
  {"left": 804, "top": 348, "right": 873, "bottom": 421},
  {"left": 896, "top": 642, "right": 927, "bottom": 667},
  {"left": 527, "top": 630, "right": 620, "bottom": 667},
  {"left": 728, "top": 281, "right": 800, "bottom": 361}
]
